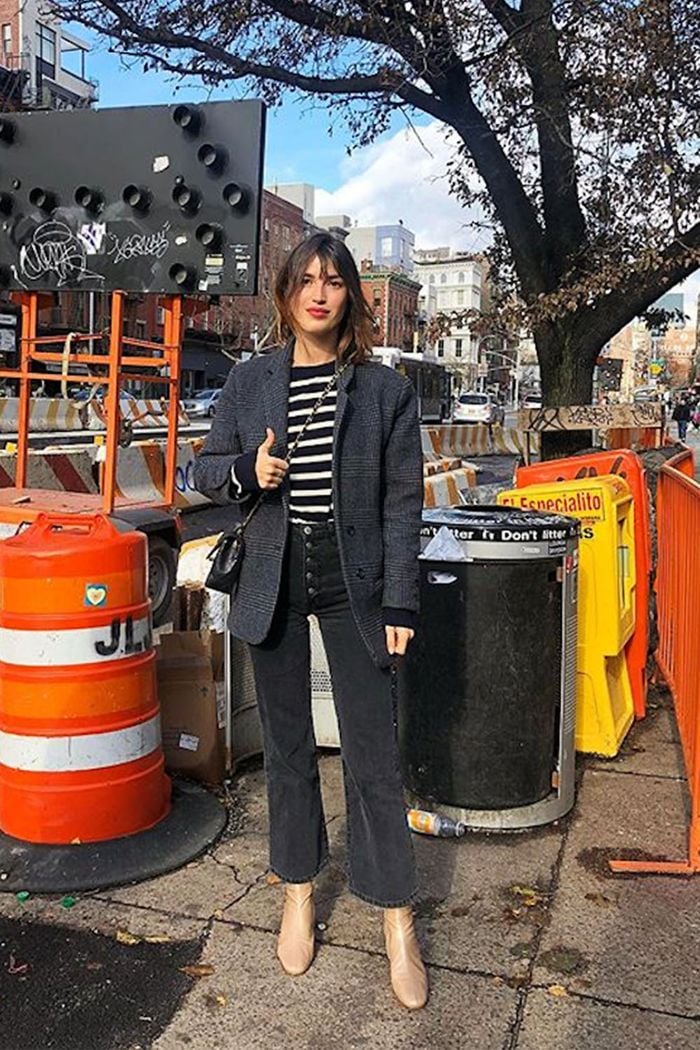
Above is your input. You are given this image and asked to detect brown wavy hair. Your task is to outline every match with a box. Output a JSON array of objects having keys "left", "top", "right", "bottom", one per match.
[{"left": 273, "top": 233, "right": 376, "bottom": 364}]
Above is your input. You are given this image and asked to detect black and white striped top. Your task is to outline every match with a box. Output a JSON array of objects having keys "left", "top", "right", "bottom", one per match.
[{"left": 288, "top": 361, "right": 337, "bottom": 523}]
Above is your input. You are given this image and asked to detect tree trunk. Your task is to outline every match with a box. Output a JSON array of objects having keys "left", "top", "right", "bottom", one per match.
[{"left": 535, "top": 323, "right": 598, "bottom": 460}]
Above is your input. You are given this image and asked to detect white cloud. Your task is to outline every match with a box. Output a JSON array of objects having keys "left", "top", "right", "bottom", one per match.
[{"left": 315, "top": 121, "right": 489, "bottom": 253}]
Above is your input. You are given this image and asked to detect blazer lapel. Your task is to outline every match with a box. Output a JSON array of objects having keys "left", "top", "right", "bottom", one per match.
[
  {"left": 333, "top": 361, "right": 356, "bottom": 456},
  {"left": 262, "top": 340, "right": 293, "bottom": 457}
]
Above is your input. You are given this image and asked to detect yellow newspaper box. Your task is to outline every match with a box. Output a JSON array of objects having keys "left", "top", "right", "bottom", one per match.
[{"left": 498, "top": 476, "right": 635, "bottom": 756}]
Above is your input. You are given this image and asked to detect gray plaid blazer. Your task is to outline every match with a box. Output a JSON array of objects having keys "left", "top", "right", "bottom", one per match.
[{"left": 192, "top": 342, "right": 423, "bottom": 668}]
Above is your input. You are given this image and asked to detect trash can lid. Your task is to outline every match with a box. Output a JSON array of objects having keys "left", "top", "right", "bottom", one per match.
[{"left": 422, "top": 505, "right": 579, "bottom": 542}]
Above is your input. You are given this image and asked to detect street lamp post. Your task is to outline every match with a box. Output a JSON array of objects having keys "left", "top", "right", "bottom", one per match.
[{"left": 477, "top": 341, "right": 521, "bottom": 405}]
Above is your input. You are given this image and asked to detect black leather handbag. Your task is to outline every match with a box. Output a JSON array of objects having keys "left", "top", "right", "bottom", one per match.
[
  {"left": 205, "top": 363, "right": 346, "bottom": 596},
  {"left": 204, "top": 501, "right": 260, "bottom": 595}
]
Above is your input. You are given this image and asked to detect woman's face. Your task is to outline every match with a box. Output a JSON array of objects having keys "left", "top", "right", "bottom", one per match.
[{"left": 290, "top": 255, "right": 348, "bottom": 342}]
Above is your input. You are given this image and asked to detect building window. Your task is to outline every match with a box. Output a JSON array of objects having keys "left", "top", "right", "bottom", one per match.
[
  {"left": 458, "top": 271, "right": 465, "bottom": 284},
  {"left": 440, "top": 273, "right": 447, "bottom": 284},
  {"left": 263, "top": 217, "right": 270, "bottom": 243},
  {"left": 455, "top": 338, "right": 463, "bottom": 357},
  {"left": 37, "top": 23, "right": 56, "bottom": 74},
  {"left": 381, "top": 236, "right": 393, "bottom": 258},
  {"left": 2, "top": 24, "right": 11, "bottom": 55},
  {"left": 456, "top": 290, "right": 464, "bottom": 306},
  {"left": 428, "top": 274, "right": 435, "bottom": 284},
  {"left": 135, "top": 320, "right": 146, "bottom": 340},
  {"left": 373, "top": 288, "right": 382, "bottom": 307},
  {"left": 437, "top": 339, "right": 444, "bottom": 357},
  {"left": 157, "top": 306, "right": 165, "bottom": 326}
]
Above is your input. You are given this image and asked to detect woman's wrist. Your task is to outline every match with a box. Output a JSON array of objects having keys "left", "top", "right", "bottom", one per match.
[{"left": 231, "top": 450, "right": 262, "bottom": 494}]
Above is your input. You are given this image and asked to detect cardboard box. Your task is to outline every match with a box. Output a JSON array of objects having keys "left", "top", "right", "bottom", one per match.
[{"left": 156, "top": 630, "right": 227, "bottom": 784}]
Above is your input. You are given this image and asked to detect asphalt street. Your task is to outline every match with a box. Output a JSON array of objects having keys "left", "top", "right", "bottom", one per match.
[{"left": 0, "top": 914, "right": 199, "bottom": 1050}]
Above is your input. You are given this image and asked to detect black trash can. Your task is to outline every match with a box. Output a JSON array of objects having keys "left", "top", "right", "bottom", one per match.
[{"left": 398, "top": 506, "right": 579, "bottom": 830}]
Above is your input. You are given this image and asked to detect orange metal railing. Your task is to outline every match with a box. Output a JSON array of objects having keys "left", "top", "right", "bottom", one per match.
[
  {"left": 611, "top": 447, "right": 700, "bottom": 874},
  {"left": 0, "top": 291, "right": 186, "bottom": 513}
]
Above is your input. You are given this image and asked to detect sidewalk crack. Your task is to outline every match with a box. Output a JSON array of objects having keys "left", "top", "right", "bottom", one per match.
[{"left": 503, "top": 811, "right": 573, "bottom": 1049}]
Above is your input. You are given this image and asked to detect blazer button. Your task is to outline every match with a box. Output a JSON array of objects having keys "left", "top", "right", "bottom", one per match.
[
  {"left": 355, "top": 568, "right": 365, "bottom": 579},
  {"left": 346, "top": 525, "right": 356, "bottom": 536}
]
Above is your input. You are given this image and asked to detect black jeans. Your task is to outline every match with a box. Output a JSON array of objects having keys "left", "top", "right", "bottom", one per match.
[{"left": 248, "top": 520, "right": 417, "bottom": 908}]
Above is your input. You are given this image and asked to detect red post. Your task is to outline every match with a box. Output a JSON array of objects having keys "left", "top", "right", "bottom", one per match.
[
  {"left": 14, "top": 292, "right": 38, "bottom": 490},
  {"left": 101, "top": 291, "right": 125, "bottom": 513},
  {"left": 162, "top": 296, "right": 183, "bottom": 507}
]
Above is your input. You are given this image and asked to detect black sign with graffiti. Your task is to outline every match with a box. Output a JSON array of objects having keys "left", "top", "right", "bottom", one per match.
[{"left": 0, "top": 101, "right": 265, "bottom": 295}]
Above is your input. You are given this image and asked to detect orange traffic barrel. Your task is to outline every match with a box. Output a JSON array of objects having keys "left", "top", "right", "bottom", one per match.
[
  {"left": 517, "top": 450, "right": 651, "bottom": 720},
  {"left": 0, "top": 512, "right": 171, "bottom": 844}
]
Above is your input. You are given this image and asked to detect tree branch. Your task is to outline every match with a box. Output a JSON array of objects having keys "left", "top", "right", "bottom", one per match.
[
  {"left": 76, "top": 0, "right": 451, "bottom": 111},
  {"left": 435, "top": 69, "right": 549, "bottom": 299},
  {"left": 503, "top": 0, "right": 588, "bottom": 276},
  {"left": 585, "top": 223, "right": 700, "bottom": 350},
  {"left": 479, "top": 0, "right": 523, "bottom": 35},
  {"left": 260, "top": 0, "right": 397, "bottom": 48}
]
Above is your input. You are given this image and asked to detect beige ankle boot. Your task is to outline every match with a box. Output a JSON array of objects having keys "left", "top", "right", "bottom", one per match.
[
  {"left": 277, "top": 882, "right": 315, "bottom": 976},
  {"left": 384, "top": 906, "right": 429, "bottom": 1009}
]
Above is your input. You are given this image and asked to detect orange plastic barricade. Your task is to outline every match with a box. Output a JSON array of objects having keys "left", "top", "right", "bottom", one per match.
[
  {"left": 0, "top": 513, "right": 171, "bottom": 844},
  {"left": 517, "top": 450, "right": 651, "bottom": 720},
  {"left": 611, "top": 449, "right": 700, "bottom": 874}
]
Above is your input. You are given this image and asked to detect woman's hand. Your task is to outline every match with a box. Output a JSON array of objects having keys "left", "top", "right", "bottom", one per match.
[
  {"left": 385, "top": 626, "right": 415, "bottom": 657},
  {"left": 256, "top": 428, "right": 289, "bottom": 490}
]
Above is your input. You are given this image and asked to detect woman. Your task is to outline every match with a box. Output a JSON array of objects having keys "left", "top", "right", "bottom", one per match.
[{"left": 193, "top": 232, "right": 427, "bottom": 1010}]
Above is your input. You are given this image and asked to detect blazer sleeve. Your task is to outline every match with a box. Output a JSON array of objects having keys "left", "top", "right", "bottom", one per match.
[
  {"left": 381, "top": 377, "right": 423, "bottom": 613},
  {"left": 192, "top": 366, "right": 257, "bottom": 506}
]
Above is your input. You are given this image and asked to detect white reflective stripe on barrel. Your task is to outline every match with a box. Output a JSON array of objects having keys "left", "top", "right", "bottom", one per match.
[
  {"left": 0, "top": 615, "right": 152, "bottom": 666},
  {"left": 0, "top": 714, "right": 161, "bottom": 772}
]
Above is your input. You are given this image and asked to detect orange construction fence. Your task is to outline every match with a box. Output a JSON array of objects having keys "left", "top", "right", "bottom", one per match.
[
  {"left": 611, "top": 448, "right": 700, "bottom": 874},
  {"left": 605, "top": 427, "right": 663, "bottom": 451},
  {"left": 517, "top": 450, "right": 651, "bottom": 721}
]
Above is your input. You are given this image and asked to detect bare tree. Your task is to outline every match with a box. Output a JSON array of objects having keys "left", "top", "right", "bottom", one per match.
[{"left": 58, "top": 0, "right": 700, "bottom": 453}]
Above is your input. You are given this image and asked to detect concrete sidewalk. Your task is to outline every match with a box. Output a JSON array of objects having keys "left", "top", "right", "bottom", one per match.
[{"left": 1, "top": 684, "right": 698, "bottom": 1048}]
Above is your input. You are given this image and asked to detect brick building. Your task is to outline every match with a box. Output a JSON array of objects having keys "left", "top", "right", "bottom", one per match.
[
  {"left": 606, "top": 295, "right": 697, "bottom": 396},
  {"left": 359, "top": 264, "right": 421, "bottom": 351},
  {"left": 162, "top": 189, "right": 305, "bottom": 391},
  {"left": 212, "top": 189, "right": 305, "bottom": 353}
]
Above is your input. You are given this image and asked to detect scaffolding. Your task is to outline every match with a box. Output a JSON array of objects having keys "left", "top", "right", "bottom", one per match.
[{"left": 0, "top": 291, "right": 185, "bottom": 513}]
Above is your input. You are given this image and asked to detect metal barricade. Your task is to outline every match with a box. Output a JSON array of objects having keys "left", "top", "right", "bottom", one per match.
[{"left": 611, "top": 448, "right": 700, "bottom": 874}]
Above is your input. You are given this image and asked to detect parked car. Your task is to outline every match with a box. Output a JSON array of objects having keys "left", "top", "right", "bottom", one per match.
[
  {"left": 182, "top": 389, "right": 222, "bottom": 417},
  {"left": 452, "top": 391, "right": 502, "bottom": 425},
  {"left": 521, "top": 393, "right": 542, "bottom": 409}
]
